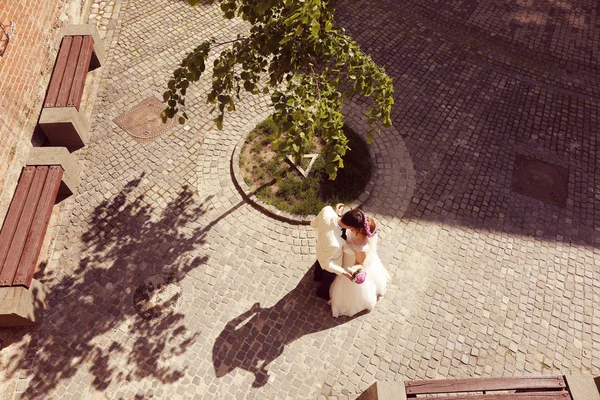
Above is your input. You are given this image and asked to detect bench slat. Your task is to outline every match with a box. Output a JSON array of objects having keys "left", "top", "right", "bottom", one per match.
[
  {"left": 0, "top": 167, "right": 36, "bottom": 273},
  {"left": 405, "top": 376, "right": 566, "bottom": 395},
  {"left": 12, "top": 166, "right": 63, "bottom": 288},
  {"left": 45, "top": 36, "right": 73, "bottom": 108},
  {"left": 67, "top": 36, "right": 94, "bottom": 111},
  {"left": 55, "top": 36, "right": 83, "bottom": 108},
  {"left": 0, "top": 167, "right": 49, "bottom": 287},
  {"left": 408, "top": 391, "right": 570, "bottom": 400}
]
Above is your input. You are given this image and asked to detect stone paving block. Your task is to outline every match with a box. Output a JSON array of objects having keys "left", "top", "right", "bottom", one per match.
[{"left": 2, "top": 0, "right": 599, "bottom": 399}]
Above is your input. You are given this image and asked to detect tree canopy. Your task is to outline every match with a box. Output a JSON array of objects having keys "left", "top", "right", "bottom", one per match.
[{"left": 163, "top": 0, "right": 394, "bottom": 179}]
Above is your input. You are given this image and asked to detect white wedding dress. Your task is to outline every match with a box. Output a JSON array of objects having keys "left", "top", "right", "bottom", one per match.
[{"left": 329, "top": 231, "right": 391, "bottom": 317}]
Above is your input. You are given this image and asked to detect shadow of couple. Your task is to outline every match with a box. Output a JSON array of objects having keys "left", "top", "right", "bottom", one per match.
[{"left": 211, "top": 264, "right": 365, "bottom": 387}]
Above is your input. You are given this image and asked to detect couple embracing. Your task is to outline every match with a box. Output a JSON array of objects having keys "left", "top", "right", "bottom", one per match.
[{"left": 311, "top": 203, "right": 390, "bottom": 317}]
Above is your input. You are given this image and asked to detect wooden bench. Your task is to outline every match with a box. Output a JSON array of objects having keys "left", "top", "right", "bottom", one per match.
[
  {"left": 0, "top": 166, "right": 63, "bottom": 288},
  {"left": 39, "top": 25, "right": 105, "bottom": 149},
  {"left": 0, "top": 148, "right": 79, "bottom": 326},
  {"left": 358, "top": 375, "right": 600, "bottom": 400},
  {"left": 405, "top": 376, "right": 571, "bottom": 399}
]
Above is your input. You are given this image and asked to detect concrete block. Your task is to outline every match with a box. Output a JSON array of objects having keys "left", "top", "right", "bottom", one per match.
[
  {"left": 565, "top": 375, "right": 600, "bottom": 400},
  {"left": 61, "top": 24, "right": 105, "bottom": 68},
  {"left": 0, "top": 279, "right": 48, "bottom": 327},
  {"left": 356, "top": 382, "right": 378, "bottom": 400},
  {"left": 356, "top": 381, "right": 407, "bottom": 400},
  {"left": 27, "top": 147, "right": 80, "bottom": 196},
  {"left": 39, "top": 107, "right": 89, "bottom": 149}
]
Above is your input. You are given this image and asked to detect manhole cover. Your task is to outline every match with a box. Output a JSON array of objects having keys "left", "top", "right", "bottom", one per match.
[
  {"left": 511, "top": 154, "right": 569, "bottom": 208},
  {"left": 114, "top": 97, "right": 175, "bottom": 144},
  {"left": 133, "top": 272, "right": 182, "bottom": 320}
]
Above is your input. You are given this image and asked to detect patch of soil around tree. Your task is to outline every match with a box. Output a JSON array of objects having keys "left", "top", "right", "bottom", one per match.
[{"left": 240, "top": 118, "right": 373, "bottom": 215}]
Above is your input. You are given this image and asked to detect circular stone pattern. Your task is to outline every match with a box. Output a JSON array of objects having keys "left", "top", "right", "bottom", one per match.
[{"left": 133, "top": 272, "right": 183, "bottom": 320}]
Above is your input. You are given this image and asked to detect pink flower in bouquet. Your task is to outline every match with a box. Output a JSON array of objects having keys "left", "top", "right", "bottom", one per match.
[{"left": 352, "top": 269, "right": 367, "bottom": 284}]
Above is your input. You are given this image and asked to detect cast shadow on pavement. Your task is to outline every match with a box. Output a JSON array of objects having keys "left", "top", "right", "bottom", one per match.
[
  {"left": 212, "top": 266, "right": 364, "bottom": 388},
  {"left": 1, "top": 174, "right": 219, "bottom": 397},
  {"left": 337, "top": 1, "right": 598, "bottom": 249}
]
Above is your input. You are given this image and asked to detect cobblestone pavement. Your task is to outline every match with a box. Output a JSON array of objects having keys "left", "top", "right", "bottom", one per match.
[{"left": 1, "top": 0, "right": 599, "bottom": 399}]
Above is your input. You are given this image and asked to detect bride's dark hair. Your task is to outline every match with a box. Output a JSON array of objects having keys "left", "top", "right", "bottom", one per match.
[
  {"left": 341, "top": 209, "right": 377, "bottom": 237},
  {"left": 340, "top": 209, "right": 366, "bottom": 230}
]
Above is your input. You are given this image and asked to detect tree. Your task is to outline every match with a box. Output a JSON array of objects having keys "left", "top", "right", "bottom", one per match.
[{"left": 163, "top": 0, "right": 394, "bottom": 179}]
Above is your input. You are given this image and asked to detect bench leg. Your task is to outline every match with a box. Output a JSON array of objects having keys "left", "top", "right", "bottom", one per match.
[
  {"left": 565, "top": 375, "right": 600, "bottom": 400},
  {"left": 39, "top": 107, "right": 90, "bottom": 149},
  {"left": 27, "top": 147, "right": 80, "bottom": 197},
  {"left": 0, "top": 279, "right": 48, "bottom": 326}
]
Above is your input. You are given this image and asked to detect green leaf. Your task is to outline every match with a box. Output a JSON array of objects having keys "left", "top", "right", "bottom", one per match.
[
  {"left": 325, "top": 163, "right": 338, "bottom": 175},
  {"left": 243, "top": 81, "right": 255, "bottom": 91},
  {"left": 366, "top": 131, "right": 374, "bottom": 144},
  {"left": 214, "top": 115, "right": 224, "bottom": 130},
  {"left": 311, "top": 21, "right": 320, "bottom": 36}
]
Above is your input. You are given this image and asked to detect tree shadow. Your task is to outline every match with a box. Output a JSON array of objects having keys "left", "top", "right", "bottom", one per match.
[
  {"left": 0, "top": 173, "right": 227, "bottom": 397},
  {"left": 212, "top": 267, "right": 363, "bottom": 388},
  {"left": 336, "top": 0, "right": 599, "bottom": 249}
]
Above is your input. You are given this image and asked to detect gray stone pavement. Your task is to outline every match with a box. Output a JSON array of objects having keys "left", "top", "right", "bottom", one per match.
[{"left": 1, "top": 0, "right": 599, "bottom": 399}]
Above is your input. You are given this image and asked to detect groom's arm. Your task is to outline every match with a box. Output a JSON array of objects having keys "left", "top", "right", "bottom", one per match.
[
  {"left": 310, "top": 205, "right": 337, "bottom": 229},
  {"left": 325, "top": 254, "right": 354, "bottom": 280},
  {"left": 324, "top": 253, "right": 346, "bottom": 276}
]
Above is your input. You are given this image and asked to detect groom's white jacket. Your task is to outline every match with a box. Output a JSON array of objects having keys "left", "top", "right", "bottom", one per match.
[{"left": 310, "top": 206, "right": 345, "bottom": 276}]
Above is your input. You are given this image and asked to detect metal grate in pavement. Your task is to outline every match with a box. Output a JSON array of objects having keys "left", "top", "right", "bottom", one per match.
[
  {"left": 511, "top": 153, "right": 569, "bottom": 208},
  {"left": 114, "top": 97, "right": 175, "bottom": 144}
]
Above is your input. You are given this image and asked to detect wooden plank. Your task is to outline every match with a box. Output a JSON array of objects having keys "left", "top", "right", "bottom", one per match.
[
  {"left": 406, "top": 391, "right": 570, "bottom": 400},
  {"left": 67, "top": 36, "right": 94, "bottom": 111},
  {"left": 0, "top": 167, "right": 48, "bottom": 287},
  {"left": 55, "top": 36, "right": 83, "bottom": 108},
  {"left": 0, "top": 167, "right": 36, "bottom": 274},
  {"left": 44, "top": 36, "right": 73, "bottom": 108},
  {"left": 405, "top": 376, "right": 567, "bottom": 395},
  {"left": 13, "top": 166, "right": 63, "bottom": 288}
]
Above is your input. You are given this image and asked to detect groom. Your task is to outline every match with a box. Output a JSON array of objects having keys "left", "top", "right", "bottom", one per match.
[{"left": 310, "top": 203, "right": 355, "bottom": 300}]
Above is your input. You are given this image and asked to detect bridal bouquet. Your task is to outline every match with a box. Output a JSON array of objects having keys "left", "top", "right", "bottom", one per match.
[{"left": 351, "top": 268, "right": 367, "bottom": 284}]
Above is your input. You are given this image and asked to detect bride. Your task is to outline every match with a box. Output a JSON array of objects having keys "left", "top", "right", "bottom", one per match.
[{"left": 329, "top": 208, "right": 390, "bottom": 318}]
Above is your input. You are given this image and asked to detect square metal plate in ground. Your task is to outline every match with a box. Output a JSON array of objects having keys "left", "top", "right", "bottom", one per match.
[
  {"left": 114, "top": 97, "right": 175, "bottom": 144},
  {"left": 511, "top": 154, "right": 569, "bottom": 208}
]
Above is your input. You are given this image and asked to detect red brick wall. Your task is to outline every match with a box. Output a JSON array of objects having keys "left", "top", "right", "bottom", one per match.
[{"left": 0, "top": 0, "right": 66, "bottom": 197}]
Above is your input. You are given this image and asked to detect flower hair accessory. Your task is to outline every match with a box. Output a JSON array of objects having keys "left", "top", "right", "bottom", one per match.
[{"left": 363, "top": 214, "right": 376, "bottom": 238}]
